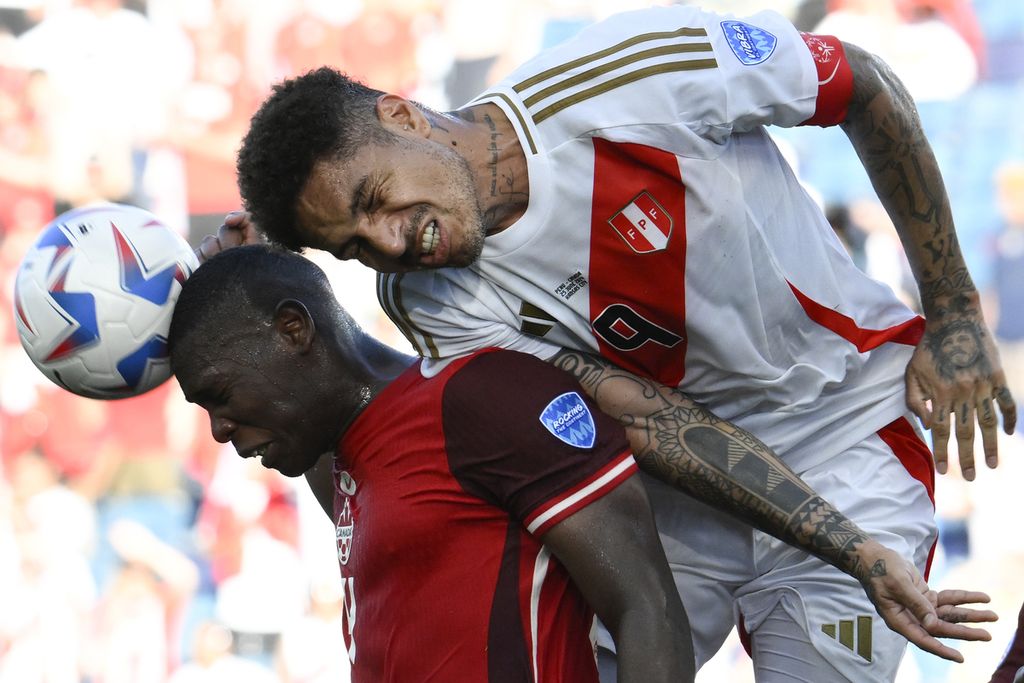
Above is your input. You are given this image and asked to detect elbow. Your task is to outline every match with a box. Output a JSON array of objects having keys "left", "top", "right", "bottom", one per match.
[{"left": 840, "top": 41, "right": 918, "bottom": 139}]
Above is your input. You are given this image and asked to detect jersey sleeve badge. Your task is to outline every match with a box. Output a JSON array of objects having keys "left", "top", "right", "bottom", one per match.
[
  {"left": 539, "top": 392, "right": 597, "bottom": 449},
  {"left": 721, "top": 21, "right": 777, "bottom": 65}
]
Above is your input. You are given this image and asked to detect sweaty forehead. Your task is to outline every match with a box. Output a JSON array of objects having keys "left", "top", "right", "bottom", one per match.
[
  {"left": 298, "top": 161, "right": 355, "bottom": 221},
  {"left": 176, "top": 361, "right": 229, "bottom": 405},
  {"left": 173, "top": 348, "right": 215, "bottom": 387}
]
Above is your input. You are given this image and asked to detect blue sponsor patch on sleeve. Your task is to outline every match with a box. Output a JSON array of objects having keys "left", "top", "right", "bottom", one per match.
[
  {"left": 721, "top": 20, "right": 777, "bottom": 65},
  {"left": 539, "top": 392, "right": 597, "bottom": 449}
]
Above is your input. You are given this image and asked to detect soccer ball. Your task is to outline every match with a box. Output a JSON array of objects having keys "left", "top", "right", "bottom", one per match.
[{"left": 13, "top": 203, "right": 199, "bottom": 399}]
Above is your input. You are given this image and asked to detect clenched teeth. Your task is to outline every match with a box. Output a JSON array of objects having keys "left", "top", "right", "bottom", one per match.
[{"left": 421, "top": 220, "right": 438, "bottom": 255}]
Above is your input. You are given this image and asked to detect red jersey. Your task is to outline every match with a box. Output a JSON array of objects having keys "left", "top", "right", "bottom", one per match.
[{"left": 334, "top": 349, "right": 637, "bottom": 682}]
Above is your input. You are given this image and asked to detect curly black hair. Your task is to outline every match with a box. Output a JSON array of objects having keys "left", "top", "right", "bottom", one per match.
[{"left": 236, "top": 67, "right": 391, "bottom": 251}]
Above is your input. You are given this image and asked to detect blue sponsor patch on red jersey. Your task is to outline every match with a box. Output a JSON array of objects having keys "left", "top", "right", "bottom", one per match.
[
  {"left": 721, "top": 20, "right": 777, "bottom": 65},
  {"left": 539, "top": 392, "right": 596, "bottom": 449}
]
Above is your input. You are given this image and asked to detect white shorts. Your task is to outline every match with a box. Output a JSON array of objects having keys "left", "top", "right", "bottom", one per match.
[{"left": 599, "top": 415, "right": 937, "bottom": 683}]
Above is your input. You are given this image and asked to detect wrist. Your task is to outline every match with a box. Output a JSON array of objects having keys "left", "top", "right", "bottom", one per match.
[
  {"left": 918, "top": 273, "right": 980, "bottom": 320},
  {"left": 851, "top": 538, "right": 888, "bottom": 584}
]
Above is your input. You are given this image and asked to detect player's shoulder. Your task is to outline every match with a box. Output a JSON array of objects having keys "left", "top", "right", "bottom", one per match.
[
  {"left": 440, "top": 348, "right": 620, "bottom": 466},
  {"left": 442, "top": 349, "right": 583, "bottom": 416},
  {"left": 447, "top": 348, "right": 564, "bottom": 390},
  {"left": 499, "top": 5, "right": 715, "bottom": 83}
]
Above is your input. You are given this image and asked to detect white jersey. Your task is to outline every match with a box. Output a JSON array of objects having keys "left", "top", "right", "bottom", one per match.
[{"left": 378, "top": 5, "right": 923, "bottom": 473}]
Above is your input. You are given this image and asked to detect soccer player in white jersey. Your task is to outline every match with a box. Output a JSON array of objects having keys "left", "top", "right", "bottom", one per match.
[{"left": 217, "top": 5, "right": 1014, "bottom": 681}]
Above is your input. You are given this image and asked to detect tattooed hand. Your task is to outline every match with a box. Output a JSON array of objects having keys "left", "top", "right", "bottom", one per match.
[
  {"left": 906, "top": 304, "right": 1017, "bottom": 480},
  {"left": 857, "top": 541, "right": 996, "bottom": 662},
  {"left": 838, "top": 41, "right": 1017, "bottom": 477}
]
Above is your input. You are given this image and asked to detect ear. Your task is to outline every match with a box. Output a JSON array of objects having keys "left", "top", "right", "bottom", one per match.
[
  {"left": 375, "top": 94, "right": 430, "bottom": 137},
  {"left": 273, "top": 299, "right": 315, "bottom": 353}
]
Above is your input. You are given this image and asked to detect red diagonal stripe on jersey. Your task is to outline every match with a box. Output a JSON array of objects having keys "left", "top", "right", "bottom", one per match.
[
  {"left": 788, "top": 282, "right": 924, "bottom": 351},
  {"left": 590, "top": 139, "right": 688, "bottom": 385},
  {"left": 877, "top": 416, "right": 936, "bottom": 579}
]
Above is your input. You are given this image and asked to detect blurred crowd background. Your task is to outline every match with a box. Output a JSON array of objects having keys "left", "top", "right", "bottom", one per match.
[{"left": 0, "top": 0, "right": 1022, "bottom": 681}]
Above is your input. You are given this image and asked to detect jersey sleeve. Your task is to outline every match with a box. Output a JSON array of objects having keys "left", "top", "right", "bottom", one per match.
[
  {"left": 492, "top": 5, "right": 835, "bottom": 149},
  {"left": 377, "top": 270, "right": 563, "bottom": 369},
  {"left": 701, "top": 8, "right": 822, "bottom": 131},
  {"left": 796, "top": 33, "right": 854, "bottom": 127},
  {"left": 440, "top": 350, "right": 636, "bottom": 537}
]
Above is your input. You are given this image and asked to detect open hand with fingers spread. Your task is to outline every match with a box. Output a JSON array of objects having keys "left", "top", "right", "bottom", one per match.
[
  {"left": 858, "top": 542, "right": 996, "bottom": 662},
  {"left": 906, "top": 307, "right": 1017, "bottom": 480},
  {"left": 194, "top": 210, "right": 264, "bottom": 264}
]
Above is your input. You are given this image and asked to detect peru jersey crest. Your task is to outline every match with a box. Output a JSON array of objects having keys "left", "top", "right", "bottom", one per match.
[{"left": 608, "top": 191, "right": 673, "bottom": 253}]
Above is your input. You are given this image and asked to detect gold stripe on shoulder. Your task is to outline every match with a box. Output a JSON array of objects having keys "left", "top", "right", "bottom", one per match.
[
  {"left": 533, "top": 58, "right": 717, "bottom": 124},
  {"left": 376, "top": 273, "right": 440, "bottom": 359},
  {"left": 514, "top": 27, "right": 708, "bottom": 92},
  {"left": 376, "top": 273, "right": 421, "bottom": 356},
  {"left": 394, "top": 274, "right": 440, "bottom": 359},
  {"left": 523, "top": 42, "right": 712, "bottom": 108},
  {"left": 490, "top": 92, "right": 538, "bottom": 156}
]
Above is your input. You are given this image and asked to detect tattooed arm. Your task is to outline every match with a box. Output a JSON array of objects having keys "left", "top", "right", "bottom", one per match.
[
  {"left": 840, "top": 42, "right": 1016, "bottom": 479},
  {"left": 552, "top": 349, "right": 996, "bottom": 662}
]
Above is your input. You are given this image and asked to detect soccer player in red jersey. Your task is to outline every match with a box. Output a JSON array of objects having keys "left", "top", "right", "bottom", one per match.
[
  {"left": 168, "top": 245, "right": 696, "bottom": 682},
  {"left": 207, "top": 6, "right": 1011, "bottom": 678}
]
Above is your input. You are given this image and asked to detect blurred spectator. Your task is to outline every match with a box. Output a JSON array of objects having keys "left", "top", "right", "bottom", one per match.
[
  {"left": 85, "top": 383, "right": 197, "bottom": 592},
  {"left": 0, "top": 65, "right": 53, "bottom": 235},
  {"left": 0, "top": 449, "right": 97, "bottom": 683},
  {"left": 824, "top": 201, "right": 867, "bottom": 270},
  {"left": 793, "top": 0, "right": 829, "bottom": 31},
  {"left": 816, "top": 0, "right": 979, "bottom": 102},
  {"left": 10, "top": 0, "right": 171, "bottom": 211},
  {"left": 988, "top": 160, "right": 1024, "bottom": 423},
  {"left": 169, "top": 620, "right": 280, "bottom": 683},
  {"left": 164, "top": 0, "right": 253, "bottom": 237},
  {"left": 86, "top": 520, "right": 199, "bottom": 683},
  {"left": 274, "top": 0, "right": 422, "bottom": 97},
  {"left": 848, "top": 198, "right": 920, "bottom": 311},
  {"left": 898, "top": 0, "right": 987, "bottom": 74},
  {"left": 976, "top": 0, "right": 1024, "bottom": 83},
  {"left": 270, "top": 0, "right": 361, "bottom": 84},
  {"left": 197, "top": 456, "right": 305, "bottom": 670},
  {"left": 276, "top": 577, "right": 351, "bottom": 683},
  {"left": 439, "top": 0, "right": 543, "bottom": 107}
]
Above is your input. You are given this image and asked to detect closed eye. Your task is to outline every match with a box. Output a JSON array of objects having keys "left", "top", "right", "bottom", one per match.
[{"left": 336, "top": 238, "right": 362, "bottom": 261}]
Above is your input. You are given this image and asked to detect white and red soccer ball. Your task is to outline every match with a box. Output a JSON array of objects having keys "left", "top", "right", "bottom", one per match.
[{"left": 13, "top": 203, "right": 198, "bottom": 399}]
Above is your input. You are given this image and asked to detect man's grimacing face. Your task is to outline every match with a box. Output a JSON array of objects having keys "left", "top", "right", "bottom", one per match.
[
  {"left": 175, "top": 336, "right": 339, "bottom": 478},
  {"left": 295, "top": 135, "right": 487, "bottom": 273}
]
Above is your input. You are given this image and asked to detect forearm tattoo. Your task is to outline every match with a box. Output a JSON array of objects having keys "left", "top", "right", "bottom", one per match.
[
  {"left": 551, "top": 351, "right": 879, "bottom": 580},
  {"left": 840, "top": 46, "right": 1008, "bottom": 391},
  {"left": 841, "top": 47, "right": 975, "bottom": 312}
]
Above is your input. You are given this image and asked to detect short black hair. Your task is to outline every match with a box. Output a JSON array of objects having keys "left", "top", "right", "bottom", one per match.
[
  {"left": 237, "top": 67, "right": 390, "bottom": 251},
  {"left": 169, "top": 245, "right": 340, "bottom": 370}
]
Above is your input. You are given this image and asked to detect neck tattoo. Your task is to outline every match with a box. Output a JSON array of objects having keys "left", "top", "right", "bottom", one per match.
[{"left": 485, "top": 114, "right": 499, "bottom": 197}]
